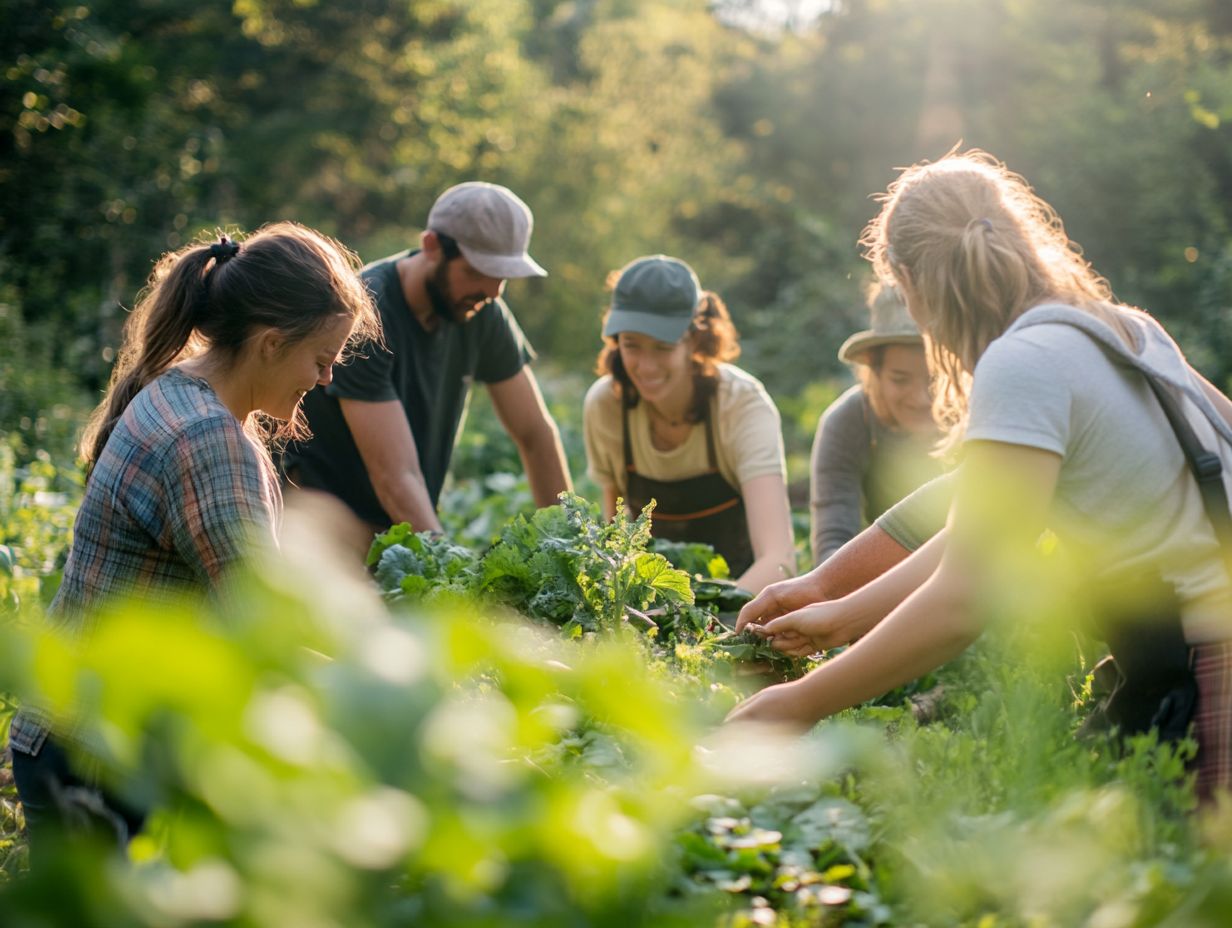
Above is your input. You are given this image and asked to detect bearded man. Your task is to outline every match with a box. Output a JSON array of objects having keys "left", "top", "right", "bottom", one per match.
[{"left": 284, "top": 182, "right": 571, "bottom": 537}]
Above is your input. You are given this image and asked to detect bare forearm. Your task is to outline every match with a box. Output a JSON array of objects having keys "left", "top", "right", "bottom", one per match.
[
  {"left": 517, "top": 426, "right": 572, "bottom": 508},
  {"left": 791, "top": 569, "right": 978, "bottom": 720},
  {"left": 830, "top": 529, "right": 947, "bottom": 636},
  {"left": 372, "top": 470, "right": 443, "bottom": 533},
  {"left": 800, "top": 522, "right": 919, "bottom": 603}
]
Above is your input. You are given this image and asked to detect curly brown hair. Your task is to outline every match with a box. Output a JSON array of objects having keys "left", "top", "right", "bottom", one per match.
[{"left": 595, "top": 288, "right": 741, "bottom": 423}]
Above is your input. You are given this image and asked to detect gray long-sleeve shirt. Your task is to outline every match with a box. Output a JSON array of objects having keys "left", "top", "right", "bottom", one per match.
[{"left": 809, "top": 385, "right": 944, "bottom": 565}]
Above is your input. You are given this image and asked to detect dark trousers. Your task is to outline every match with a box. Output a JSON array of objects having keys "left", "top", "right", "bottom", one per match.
[{"left": 11, "top": 738, "right": 145, "bottom": 868}]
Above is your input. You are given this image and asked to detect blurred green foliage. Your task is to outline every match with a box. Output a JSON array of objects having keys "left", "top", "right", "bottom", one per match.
[
  {"left": 5, "top": 474, "right": 1232, "bottom": 925},
  {"left": 0, "top": 434, "right": 80, "bottom": 883},
  {"left": 0, "top": 437, "right": 78, "bottom": 619}
]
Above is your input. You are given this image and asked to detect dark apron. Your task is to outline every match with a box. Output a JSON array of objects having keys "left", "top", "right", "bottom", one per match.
[{"left": 622, "top": 401, "right": 754, "bottom": 576}]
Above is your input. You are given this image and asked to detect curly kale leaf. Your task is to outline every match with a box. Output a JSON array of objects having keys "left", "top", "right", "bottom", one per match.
[
  {"left": 374, "top": 544, "right": 423, "bottom": 593},
  {"left": 366, "top": 522, "right": 418, "bottom": 569},
  {"left": 370, "top": 528, "right": 479, "bottom": 600}
]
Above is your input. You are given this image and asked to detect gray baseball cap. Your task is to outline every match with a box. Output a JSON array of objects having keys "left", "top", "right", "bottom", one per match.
[
  {"left": 426, "top": 181, "right": 547, "bottom": 279},
  {"left": 602, "top": 255, "right": 701, "bottom": 344}
]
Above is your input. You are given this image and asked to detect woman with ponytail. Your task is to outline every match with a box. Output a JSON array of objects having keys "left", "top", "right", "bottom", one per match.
[
  {"left": 583, "top": 255, "right": 795, "bottom": 593},
  {"left": 730, "top": 151, "right": 1232, "bottom": 803},
  {"left": 10, "top": 222, "right": 380, "bottom": 855}
]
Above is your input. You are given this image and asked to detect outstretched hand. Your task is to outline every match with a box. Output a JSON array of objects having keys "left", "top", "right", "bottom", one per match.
[
  {"left": 734, "top": 573, "right": 826, "bottom": 632},
  {"left": 723, "top": 679, "right": 818, "bottom": 731},
  {"left": 746, "top": 600, "right": 862, "bottom": 657}
]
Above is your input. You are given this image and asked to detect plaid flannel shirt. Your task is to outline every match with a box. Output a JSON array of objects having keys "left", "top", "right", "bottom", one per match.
[{"left": 9, "top": 368, "right": 281, "bottom": 756}]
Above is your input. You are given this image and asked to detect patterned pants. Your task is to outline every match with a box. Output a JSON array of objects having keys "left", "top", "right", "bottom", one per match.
[{"left": 1194, "top": 641, "right": 1232, "bottom": 802}]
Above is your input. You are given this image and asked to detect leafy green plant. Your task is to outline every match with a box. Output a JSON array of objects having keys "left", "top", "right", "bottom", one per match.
[
  {"left": 373, "top": 495, "right": 698, "bottom": 636},
  {"left": 651, "top": 538, "right": 732, "bottom": 581},
  {"left": 366, "top": 522, "right": 480, "bottom": 602},
  {"left": 703, "top": 628, "right": 809, "bottom": 685}
]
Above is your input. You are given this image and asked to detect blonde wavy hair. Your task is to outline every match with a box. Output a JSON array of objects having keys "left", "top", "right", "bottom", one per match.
[{"left": 860, "top": 149, "right": 1135, "bottom": 444}]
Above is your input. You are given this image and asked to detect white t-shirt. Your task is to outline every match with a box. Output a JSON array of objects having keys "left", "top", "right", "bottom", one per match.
[
  {"left": 583, "top": 363, "right": 786, "bottom": 497},
  {"left": 966, "top": 320, "right": 1232, "bottom": 642}
]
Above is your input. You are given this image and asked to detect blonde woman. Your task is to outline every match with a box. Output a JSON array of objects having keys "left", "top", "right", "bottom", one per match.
[
  {"left": 731, "top": 150, "right": 1232, "bottom": 801},
  {"left": 810, "top": 282, "right": 941, "bottom": 565}
]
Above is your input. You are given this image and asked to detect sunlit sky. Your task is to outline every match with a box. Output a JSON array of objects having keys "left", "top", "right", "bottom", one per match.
[{"left": 714, "top": 0, "right": 834, "bottom": 33}]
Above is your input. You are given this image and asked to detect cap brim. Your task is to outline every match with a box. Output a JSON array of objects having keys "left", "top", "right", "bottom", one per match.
[
  {"left": 458, "top": 244, "right": 548, "bottom": 279},
  {"left": 838, "top": 331, "right": 925, "bottom": 364},
  {"left": 602, "top": 308, "right": 692, "bottom": 344}
]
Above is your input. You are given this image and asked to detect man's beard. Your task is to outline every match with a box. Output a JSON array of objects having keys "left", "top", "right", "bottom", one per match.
[
  {"left": 425, "top": 258, "right": 488, "bottom": 326},
  {"left": 425, "top": 259, "right": 460, "bottom": 327}
]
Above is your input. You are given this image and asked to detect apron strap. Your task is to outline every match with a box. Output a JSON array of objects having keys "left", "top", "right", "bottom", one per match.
[
  {"left": 647, "top": 496, "right": 742, "bottom": 522},
  {"left": 702, "top": 401, "right": 719, "bottom": 472},
  {"left": 621, "top": 398, "right": 636, "bottom": 474}
]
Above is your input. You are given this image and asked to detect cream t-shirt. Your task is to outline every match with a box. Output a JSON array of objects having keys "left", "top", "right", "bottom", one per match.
[{"left": 583, "top": 363, "right": 786, "bottom": 498}]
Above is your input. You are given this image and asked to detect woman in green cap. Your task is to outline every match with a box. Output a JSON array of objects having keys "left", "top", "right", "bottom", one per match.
[
  {"left": 583, "top": 255, "right": 796, "bottom": 593},
  {"left": 809, "top": 280, "right": 942, "bottom": 566}
]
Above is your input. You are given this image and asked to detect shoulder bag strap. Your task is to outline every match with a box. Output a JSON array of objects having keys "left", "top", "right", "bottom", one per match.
[{"left": 1144, "top": 376, "right": 1232, "bottom": 552}]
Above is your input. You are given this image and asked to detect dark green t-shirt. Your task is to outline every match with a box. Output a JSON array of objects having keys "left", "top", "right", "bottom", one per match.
[{"left": 284, "top": 250, "right": 535, "bottom": 527}]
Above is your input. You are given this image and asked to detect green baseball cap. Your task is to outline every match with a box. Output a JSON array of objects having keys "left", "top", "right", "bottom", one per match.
[{"left": 603, "top": 255, "right": 701, "bottom": 344}]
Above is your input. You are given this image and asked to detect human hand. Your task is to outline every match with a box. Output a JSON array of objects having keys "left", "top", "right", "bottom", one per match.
[
  {"left": 746, "top": 600, "right": 862, "bottom": 657},
  {"left": 723, "top": 679, "right": 819, "bottom": 732},
  {"left": 734, "top": 572, "right": 827, "bottom": 632}
]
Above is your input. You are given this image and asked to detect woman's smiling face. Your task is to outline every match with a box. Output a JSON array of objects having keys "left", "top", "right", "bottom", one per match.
[
  {"left": 259, "top": 313, "right": 355, "bottom": 421},
  {"left": 616, "top": 331, "right": 692, "bottom": 405},
  {"left": 874, "top": 343, "right": 935, "bottom": 435}
]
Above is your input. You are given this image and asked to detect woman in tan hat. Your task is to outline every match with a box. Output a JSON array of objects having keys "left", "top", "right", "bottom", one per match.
[
  {"left": 583, "top": 255, "right": 796, "bottom": 593},
  {"left": 809, "top": 280, "right": 941, "bottom": 565}
]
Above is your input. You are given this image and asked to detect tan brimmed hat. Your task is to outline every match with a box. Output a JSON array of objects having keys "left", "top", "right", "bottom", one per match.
[{"left": 837, "top": 282, "right": 923, "bottom": 364}]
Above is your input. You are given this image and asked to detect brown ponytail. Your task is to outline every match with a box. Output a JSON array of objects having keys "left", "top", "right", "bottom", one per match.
[
  {"left": 83, "top": 222, "right": 380, "bottom": 467},
  {"left": 83, "top": 245, "right": 217, "bottom": 466}
]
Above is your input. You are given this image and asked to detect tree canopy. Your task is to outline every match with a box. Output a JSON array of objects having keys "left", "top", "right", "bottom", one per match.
[{"left": 3, "top": 0, "right": 1230, "bottom": 401}]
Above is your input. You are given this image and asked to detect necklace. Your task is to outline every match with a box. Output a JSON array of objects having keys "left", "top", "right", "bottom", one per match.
[
  {"left": 646, "top": 402, "right": 688, "bottom": 429},
  {"left": 645, "top": 402, "right": 694, "bottom": 454}
]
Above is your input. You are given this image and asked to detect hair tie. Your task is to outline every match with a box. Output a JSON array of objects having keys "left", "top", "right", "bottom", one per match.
[
  {"left": 196, "top": 236, "right": 238, "bottom": 323},
  {"left": 209, "top": 235, "right": 240, "bottom": 264},
  {"left": 977, "top": 218, "right": 993, "bottom": 232}
]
